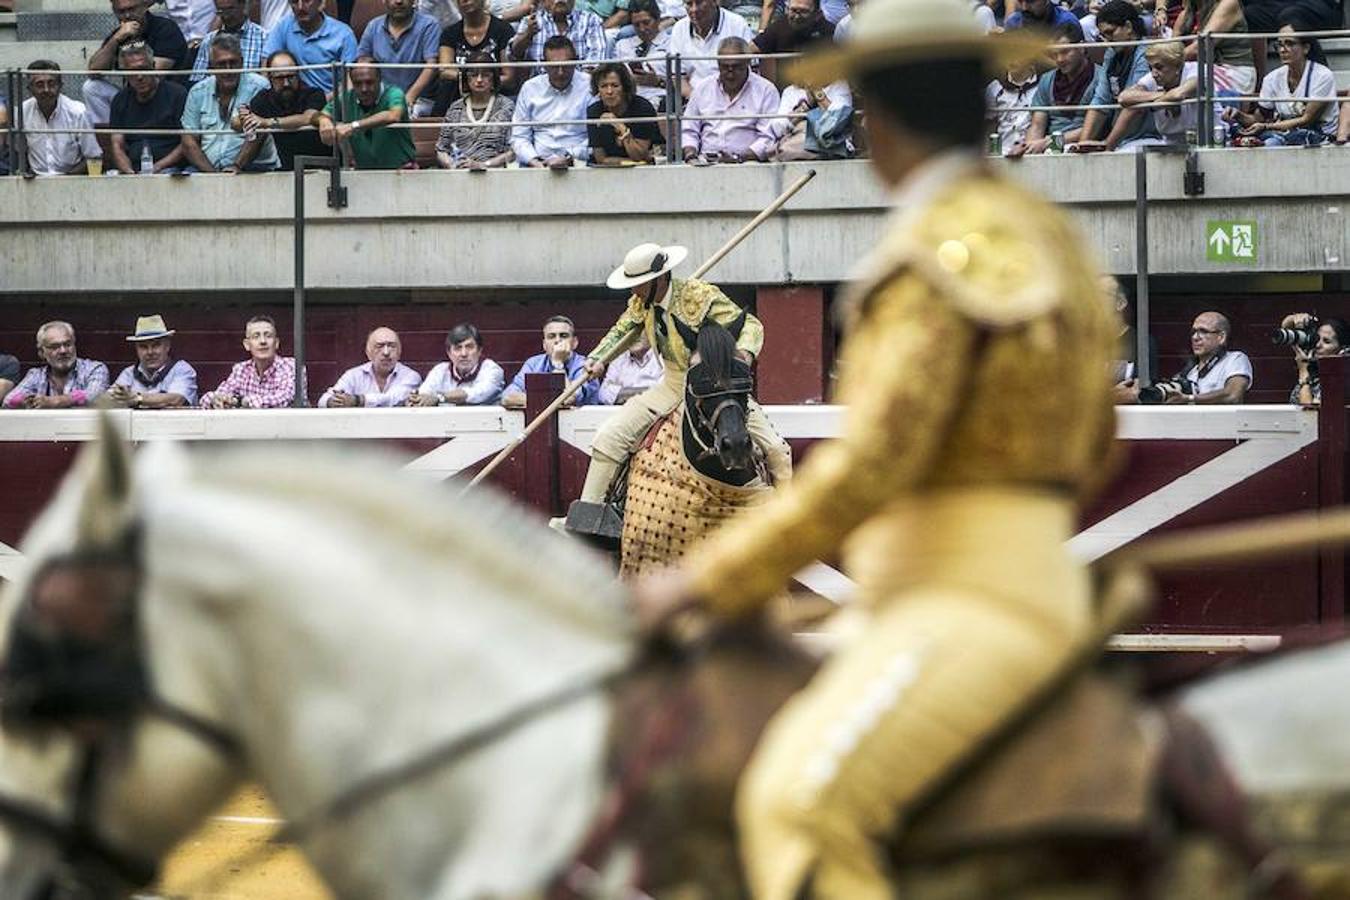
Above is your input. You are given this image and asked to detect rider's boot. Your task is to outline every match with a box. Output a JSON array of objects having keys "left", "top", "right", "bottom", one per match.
[{"left": 579, "top": 451, "right": 623, "bottom": 504}]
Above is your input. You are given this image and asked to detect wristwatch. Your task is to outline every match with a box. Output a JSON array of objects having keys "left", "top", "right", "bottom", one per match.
[{"left": 270, "top": 117, "right": 279, "bottom": 129}]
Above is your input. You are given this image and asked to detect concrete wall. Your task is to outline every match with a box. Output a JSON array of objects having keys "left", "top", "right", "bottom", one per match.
[{"left": 1, "top": 152, "right": 1347, "bottom": 293}]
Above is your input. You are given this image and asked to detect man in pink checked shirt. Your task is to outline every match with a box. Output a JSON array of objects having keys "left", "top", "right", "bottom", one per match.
[{"left": 200, "top": 315, "right": 306, "bottom": 408}]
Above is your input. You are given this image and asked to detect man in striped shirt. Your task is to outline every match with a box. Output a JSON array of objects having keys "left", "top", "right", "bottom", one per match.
[
  {"left": 190, "top": 0, "right": 267, "bottom": 81},
  {"left": 509, "top": 0, "right": 608, "bottom": 72},
  {"left": 3, "top": 321, "right": 109, "bottom": 410}
]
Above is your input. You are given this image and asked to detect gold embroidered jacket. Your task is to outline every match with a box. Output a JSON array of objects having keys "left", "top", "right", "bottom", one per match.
[
  {"left": 685, "top": 169, "right": 1118, "bottom": 615},
  {"left": 587, "top": 278, "right": 764, "bottom": 375}
]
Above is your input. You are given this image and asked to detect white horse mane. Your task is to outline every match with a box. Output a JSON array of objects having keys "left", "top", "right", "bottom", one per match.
[{"left": 2, "top": 438, "right": 638, "bottom": 899}]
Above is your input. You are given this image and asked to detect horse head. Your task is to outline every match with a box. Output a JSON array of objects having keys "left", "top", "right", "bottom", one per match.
[
  {"left": 684, "top": 320, "right": 756, "bottom": 475},
  {"left": 0, "top": 420, "right": 240, "bottom": 899}
]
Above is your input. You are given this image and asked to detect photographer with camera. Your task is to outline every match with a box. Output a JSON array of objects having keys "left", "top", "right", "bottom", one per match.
[
  {"left": 1124, "top": 311, "right": 1251, "bottom": 405},
  {"left": 1277, "top": 313, "right": 1350, "bottom": 406}
]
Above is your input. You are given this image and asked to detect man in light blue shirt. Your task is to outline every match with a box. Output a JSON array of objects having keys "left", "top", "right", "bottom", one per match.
[
  {"left": 511, "top": 35, "right": 591, "bottom": 167},
  {"left": 106, "top": 314, "right": 199, "bottom": 408},
  {"left": 181, "top": 34, "right": 280, "bottom": 171},
  {"left": 262, "top": 0, "right": 359, "bottom": 95},
  {"left": 502, "top": 315, "right": 601, "bottom": 408},
  {"left": 356, "top": 0, "right": 442, "bottom": 116}
]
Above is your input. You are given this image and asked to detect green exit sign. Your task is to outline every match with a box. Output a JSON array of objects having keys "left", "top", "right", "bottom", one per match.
[{"left": 1206, "top": 220, "right": 1258, "bottom": 264}]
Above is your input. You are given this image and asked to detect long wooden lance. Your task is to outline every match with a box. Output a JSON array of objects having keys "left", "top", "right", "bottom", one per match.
[{"left": 465, "top": 168, "right": 818, "bottom": 491}]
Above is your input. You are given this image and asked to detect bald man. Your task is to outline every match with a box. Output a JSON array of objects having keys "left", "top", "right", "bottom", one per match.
[{"left": 319, "top": 326, "right": 423, "bottom": 407}]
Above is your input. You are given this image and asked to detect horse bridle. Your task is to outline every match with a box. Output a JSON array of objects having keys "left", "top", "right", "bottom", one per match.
[
  {"left": 0, "top": 535, "right": 241, "bottom": 898},
  {"left": 683, "top": 369, "right": 755, "bottom": 463}
]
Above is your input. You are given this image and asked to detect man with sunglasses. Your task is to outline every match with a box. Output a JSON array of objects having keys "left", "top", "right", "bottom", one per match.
[
  {"left": 181, "top": 34, "right": 279, "bottom": 172},
  {"left": 239, "top": 50, "right": 328, "bottom": 169}
]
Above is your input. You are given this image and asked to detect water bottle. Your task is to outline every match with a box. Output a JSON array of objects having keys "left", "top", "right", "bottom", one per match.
[{"left": 139, "top": 143, "right": 154, "bottom": 175}]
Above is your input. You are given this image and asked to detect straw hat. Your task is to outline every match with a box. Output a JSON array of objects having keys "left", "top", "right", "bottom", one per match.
[
  {"left": 607, "top": 242, "right": 690, "bottom": 291},
  {"left": 787, "top": 0, "right": 1047, "bottom": 86},
  {"left": 126, "top": 314, "right": 176, "bottom": 342}
]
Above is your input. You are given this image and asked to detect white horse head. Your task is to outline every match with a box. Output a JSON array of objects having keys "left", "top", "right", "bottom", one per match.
[{"left": 0, "top": 420, "right": 635, "bottom": 899}]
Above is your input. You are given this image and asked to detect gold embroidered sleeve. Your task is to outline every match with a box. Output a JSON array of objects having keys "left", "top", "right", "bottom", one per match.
[
  {"left": 707, "top": 294, "right": 764, "bottom": 360},
  {"left": 588, "top": 296, "right": 646, "bottom": 363},
  {"left": 685, "top": 271, "right": 974, "bottom": 617}
]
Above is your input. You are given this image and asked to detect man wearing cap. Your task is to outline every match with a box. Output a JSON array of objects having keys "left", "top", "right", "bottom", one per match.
[
  {"left": 106, "top": 315, "right": 199, "bottom": 408},
  {"left": 633, "top": 4, "right": 1117, "bottom": 898},
  {"left": 575, "top": 241, "right": 792, "bottom": 510}
]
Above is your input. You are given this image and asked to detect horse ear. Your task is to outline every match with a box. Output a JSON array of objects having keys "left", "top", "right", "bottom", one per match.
[
  {"left": 73, "top": 413, "right": 137, "bottom": 554},
  {"left": 726, "top": 310, "right": 747, "bottom": 341},
  {"left": 672, "top": 315, "right": 700, "bottom": 354}
]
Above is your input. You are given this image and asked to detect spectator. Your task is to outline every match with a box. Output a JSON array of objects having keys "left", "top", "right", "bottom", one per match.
[
  {"left": 1122, "top": 311, "right": 1251, "bottom": 404},
  {"left": 22, "top": 61, "right": 103, "bottom": 176},
  {"left": 317, "top": 63, "right": 417, "bottom": 169},
  {"left": 1004, "top": 0, "right": 1079, "bottom": 29},
  {"left": 511, "top": 36, "right": 592, "bottom": 168},
  {"left": 105, "top": 314, "right": 198, "bottom": 408},
  {"left": 0, "top": 97, "right": 9, "bottom": 176},
  {"left": 1119, "top": 41, "right": 1217, "bottom": 147},
  {"left": 0, "top": 352, "right": 19, "bottom": 405},
  {"left": 240, "top": 51, "right": 328, "bottom": 170},
  {"left": 751, "top": 0, "right": 833, "bottom": 86},
  {"left": 419, "top": 0, "right": 463, "bottom": 30},
  {"left": 261, "top": 0, "right": 359, "bottom": 96},
  {"left": 1073, "top": 0, "right": 1159, "bottom": 152},
  {"left": 318, "top": 327, "right": 422, "bottom": 407},
  {"left": 1176, "top": 0, "right": 1253, "bottom": 96},
  {"left": 682, "top": 37, "right": 779, "bottom": 163},
  {"left": 83, "top": 0, "right": 190, "bottom": 125},
  {"left": 435, "top": 0, "right": 518, "bottom": 110},
  {"left": 763, "top": 0, "right": 849, "bottom": 27},
  {"left": 1340, "top": 98, "right": 1350, "bottom": 146},
  {"left": 1104, "top": 275, "right": 1157, "bottom": 401},
  {"left": 200, "top": 315, "right": 305, "bottom": 408},
  {"left": 613, "top": 0, "right": 670, "bottom": 109},
  {"left": 2, "top": 322, "right": 109, "bottom": 410},
  {"left": 1231, "top": 22, "right": 1339, "bottom": 147},
  {"left": 1008, "top": 22, "right": 1100, "bottom": 156},
  {"left": 107, "top": 43, "right": 191, "bottom": 175},
  {"left": 598, "top": 333, "right": 662, "bottom": 404},
  {"left": 190, "top": 0, "right": 267, "bottom": 83},
  {"left": 436, "top": 51, "right": 515, "bottom": 167},
  {"left": 985, "top": 60, "right": 1038, "bottom": 155},
  {"left": 501, "top": 315, "right": 600, "bottom": 408},
  {"left": 668, "top": 0, "right": 754, "bottom": 97},
  {"left": 181, "top": 34, "right": 280, "bottom": 172},
  {"left": 413, "top": 323, "right": 506, "bottom": 405},
  {"left": 1282, "top": 314, "right": 1350, "bottom": 406},
  {"left": 358, "top": 0, "right": 443, "bottom": 118},
  {"left": 161, "top": 0, "right": 217, "bottom": 44},
  {"left": 508, "top": 0, "right": 608, "bottom": 72},
  {"left": 769, "top": 76, "right": 851, "bottom": 160},
  {"left": 576, "top": 0, "right": 631, "bottom": 39},
  {"left": 1242, "top": 0, "right": 1341, "bottom": 44},
  {"left": 588, "top": 62, "right": 660, "bottom": 163}
]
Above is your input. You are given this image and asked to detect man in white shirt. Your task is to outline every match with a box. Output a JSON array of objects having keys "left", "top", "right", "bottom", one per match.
[
  {"left": 511, "top": 35, "right": 592, "bottom": 167},
  {"left": 613, "top": 0, "right": 671, "bottom": 107},
  {"left": 413, "top": 323, "right": 506, "bottom": 406},
  {"left": 1177, "top": 311, "right": 1252, "bottom": 403},
  {"left": 22, "top": 62, "right": 103, "bottom": 176},
  {"left": 667, "top": 0, "right": 754, "bottom": 97},
  {"left": 318, "top": 326, "right": 423, "bottom": 407},
  {"left": 598, "top": 334, "right": 663, "bottom": 404}
]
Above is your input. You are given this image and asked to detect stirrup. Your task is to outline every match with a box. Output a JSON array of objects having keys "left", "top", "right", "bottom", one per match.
[{"left": 564, "top": 500, "right": 624, "bottom": 550}]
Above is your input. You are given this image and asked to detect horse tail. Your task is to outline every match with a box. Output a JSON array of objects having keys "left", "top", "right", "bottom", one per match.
[{"left": 696, "top": 321, "right": 738, "bottom": 390}]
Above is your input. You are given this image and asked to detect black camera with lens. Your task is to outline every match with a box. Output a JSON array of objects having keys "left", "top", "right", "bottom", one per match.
[
  {"left": 1137, "top": 378, "right": 1194, "bottom": 405},
  {"left": 1272, "top": 320, "right": 1319, "bottom": 350}
]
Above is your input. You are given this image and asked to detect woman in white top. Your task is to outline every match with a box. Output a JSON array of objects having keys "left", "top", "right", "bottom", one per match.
[{"left": 1232, "top": 20, "right": 1339, "bottom": 146}]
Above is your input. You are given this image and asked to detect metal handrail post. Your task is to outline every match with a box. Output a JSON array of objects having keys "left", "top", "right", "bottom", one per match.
[
  {"left": 1197, "top": 33, "right": 1213, "bottom": 148},
  {"left": 11, "top": 68, "right": 29, "bottom": 176},
  {"left": 1133, "top": 150, "right": 1151, "bottom": 386},
  {"left": 4, "top": 70, "right": 16, "bottom": 175},
  {"left": 331, "top": 61, "right": 343, "bottom": 167},
  {"left": 663, "top": 53, "right": 677, "bottom": 163},
  {"left": 290, "top": 154, "right": 348, "bottom": 407},
  {"left": 672, "top": 54, "right": 684, "bottom": 162}
]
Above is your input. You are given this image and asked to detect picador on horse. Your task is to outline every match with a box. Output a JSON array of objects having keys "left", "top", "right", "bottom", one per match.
[{"left": 564, "top": 242, "right": 794, "bottom": 549}]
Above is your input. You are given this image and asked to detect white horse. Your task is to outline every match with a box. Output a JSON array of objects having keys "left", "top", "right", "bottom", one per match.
[{"left": 0, "top": 427, "right": 637, "bottom": 899}]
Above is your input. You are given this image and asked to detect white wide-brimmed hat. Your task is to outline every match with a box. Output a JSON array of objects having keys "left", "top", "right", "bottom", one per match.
[
  {"left": 126, "top": 314, "right": 176, "bottom": 342},
  {"left": 606, "top": 242, "right": 690, "bottom": 291},
  {"left": 788, "top": 0, "right": 1047, "bottom": 86}
]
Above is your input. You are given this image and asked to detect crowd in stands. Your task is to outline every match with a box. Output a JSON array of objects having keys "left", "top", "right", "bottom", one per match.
[
  {"left": 2, "top": 0, "right": 1348, "bottom": 175},
  {"left": 0, "top": 314, "right": 663, "bottom": 411}
]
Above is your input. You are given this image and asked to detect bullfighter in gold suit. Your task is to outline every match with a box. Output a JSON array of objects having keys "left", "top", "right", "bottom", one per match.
[{"left": 633, "top": 3, "right": 1119, "bottom": 898}]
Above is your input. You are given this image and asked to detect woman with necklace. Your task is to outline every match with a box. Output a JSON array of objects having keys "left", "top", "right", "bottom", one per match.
[
  {"left": 434, "top": 0, "right": 518, "bottom": 113},
  {"left": 1232, "top": 18, "right": 1339, "bottom": 146},
  {"left": 436, "top": 51, "right": 515, "bottom": 168},
  {"left": 587, "top": 63, "right": 661, "bottom": 165}
]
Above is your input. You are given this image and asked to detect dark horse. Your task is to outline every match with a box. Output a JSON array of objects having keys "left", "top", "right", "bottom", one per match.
[{"left": 614, "top": 321, "right": 772, "bottom": 577}]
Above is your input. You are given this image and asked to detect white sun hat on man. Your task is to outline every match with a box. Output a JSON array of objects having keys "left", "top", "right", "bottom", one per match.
[{"left": 606, "top": 243, "right": 690, "bottom": 291}]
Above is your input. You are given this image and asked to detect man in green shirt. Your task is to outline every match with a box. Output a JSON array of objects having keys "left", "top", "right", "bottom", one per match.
[{"left": 317, "top": 62, "right": 416, "bottom": 169}]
